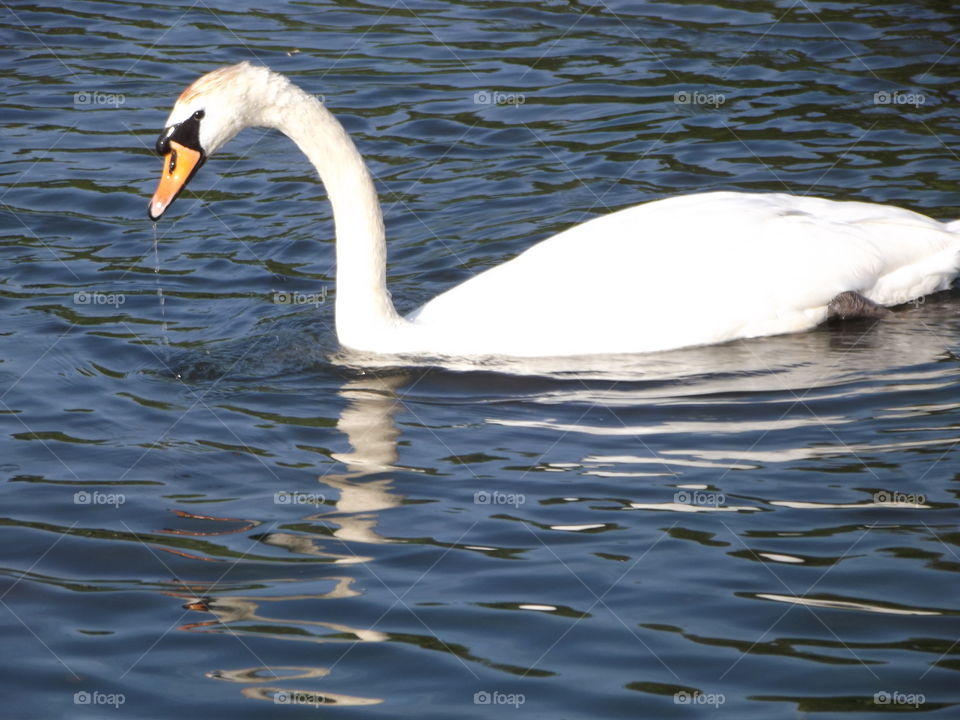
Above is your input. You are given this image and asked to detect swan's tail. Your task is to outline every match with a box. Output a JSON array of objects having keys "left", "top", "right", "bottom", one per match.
[{"left": 947, "top": 219, "right": 960, "bottom": 233}]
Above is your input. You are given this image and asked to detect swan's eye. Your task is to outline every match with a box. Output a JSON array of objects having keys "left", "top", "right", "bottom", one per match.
[{"left": 192, "top": 109, "right": 205, "bottom": 120}]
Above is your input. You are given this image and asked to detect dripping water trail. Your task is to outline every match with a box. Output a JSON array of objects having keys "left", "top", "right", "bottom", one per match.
[{"left": 152, "top": 225, "right": 169, "bottom": 347}]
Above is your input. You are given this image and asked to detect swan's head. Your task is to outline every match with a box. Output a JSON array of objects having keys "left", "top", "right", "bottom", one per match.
[{"left": 148, "top": 62, "right": 278, "bottom": 220}]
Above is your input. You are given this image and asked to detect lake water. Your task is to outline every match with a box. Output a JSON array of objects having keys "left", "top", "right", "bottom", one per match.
[{"left": 2, "top": 0, "right": 960, "bottom": 717}]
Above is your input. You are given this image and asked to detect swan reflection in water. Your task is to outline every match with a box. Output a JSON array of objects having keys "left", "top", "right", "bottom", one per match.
[
  {"left": 178, "top": 373, "right": 410, "bottom": 708},
  {"left": 316, "top": 372, "right": 409, "bottom": 546},
  {"left": 178, "top": 306, "right": 957, "bottom": 706},
  {"left": 253, "top": 373, "right": 410, "bottom": 555}
]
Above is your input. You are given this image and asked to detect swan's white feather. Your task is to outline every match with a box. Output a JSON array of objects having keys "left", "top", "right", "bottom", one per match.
[{"left": 403, "top": 191, "right": 960, "bottom": 356}]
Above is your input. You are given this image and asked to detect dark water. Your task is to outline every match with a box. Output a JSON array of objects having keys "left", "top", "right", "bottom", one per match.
[{"left": 3, "top": 0, "right": 960, "bottom": 717}]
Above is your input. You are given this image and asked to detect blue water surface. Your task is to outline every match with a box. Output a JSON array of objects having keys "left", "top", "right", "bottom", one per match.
[{"left": 2, "top": 0, "right": 960, "bottom": 717}]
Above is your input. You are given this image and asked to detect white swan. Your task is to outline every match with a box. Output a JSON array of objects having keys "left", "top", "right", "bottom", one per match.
[{"left": 148, "top": 62, "right": 960, "bottom": 358}]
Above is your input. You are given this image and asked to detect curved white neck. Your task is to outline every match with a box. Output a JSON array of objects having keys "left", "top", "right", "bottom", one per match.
[{"left": 253, "top": 80, "right": 403, "bottom": 348}]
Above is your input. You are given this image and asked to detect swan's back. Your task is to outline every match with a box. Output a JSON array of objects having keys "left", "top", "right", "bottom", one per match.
[{"left": 406, "top": 192, "right": 960, "bottom": 356}]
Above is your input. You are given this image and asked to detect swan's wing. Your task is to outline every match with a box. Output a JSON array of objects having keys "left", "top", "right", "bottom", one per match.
[{"left": 407, "top": 192, "right": 960, "bottom": 355}]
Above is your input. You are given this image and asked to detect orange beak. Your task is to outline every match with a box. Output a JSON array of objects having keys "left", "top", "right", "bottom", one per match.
[{"left": 148, "top": 140, "right": 204, "bottom": 220}]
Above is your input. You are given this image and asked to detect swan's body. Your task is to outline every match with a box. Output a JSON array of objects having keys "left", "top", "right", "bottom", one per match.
[{"left": 149, "top": 63, "right": 960, "bottom": 358}]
